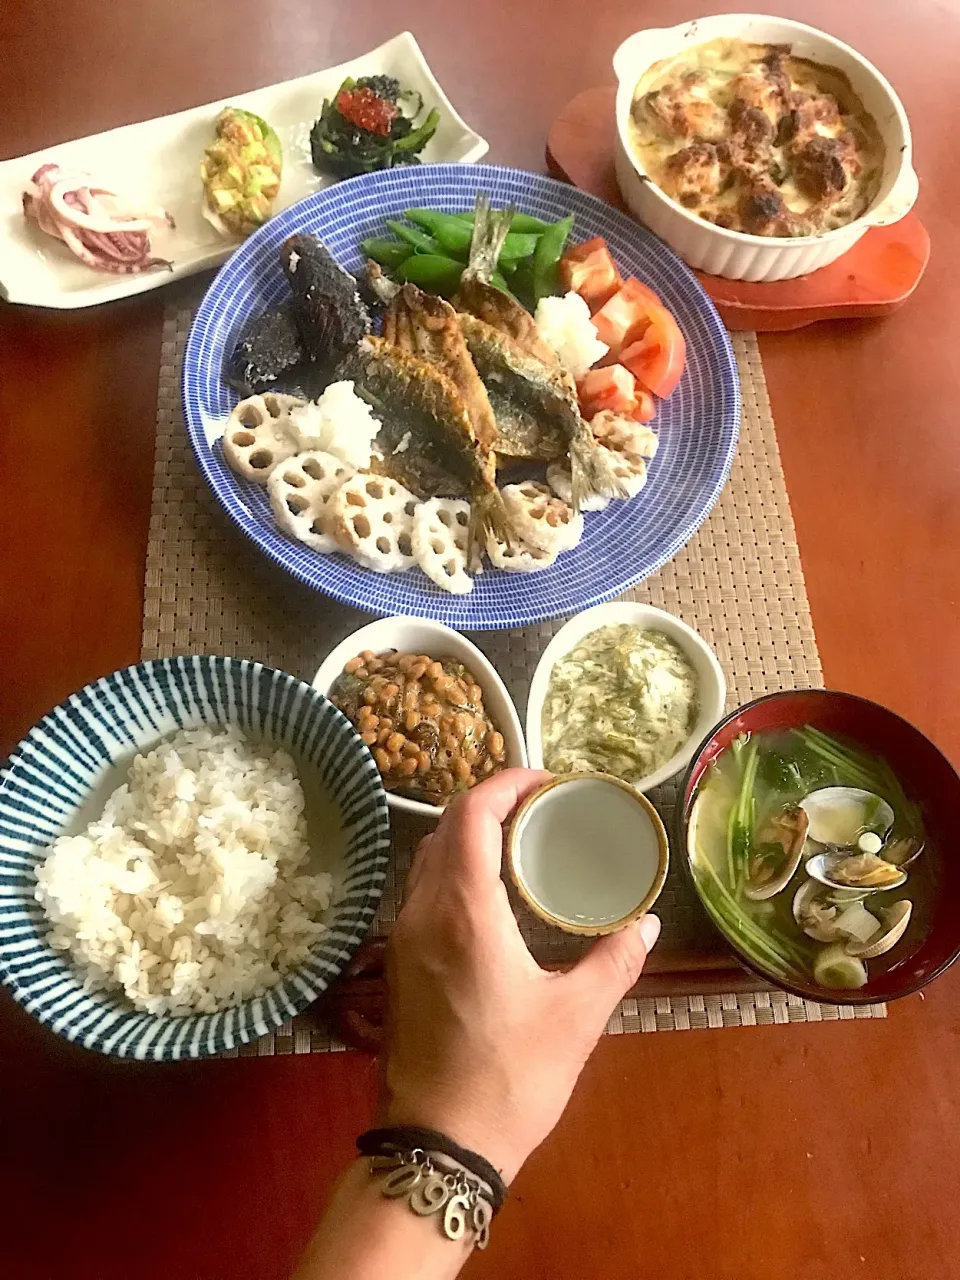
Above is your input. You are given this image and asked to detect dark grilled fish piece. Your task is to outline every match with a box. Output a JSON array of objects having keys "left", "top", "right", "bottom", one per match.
[
  {"left": 224, "top": 300, "right": 312, "bottom": 396},
  {"left": 336, "top": 336, "right": 513, "bottom": 564},
  {"left": 281, "top": 234, "right": 371, "bottom": 361}
]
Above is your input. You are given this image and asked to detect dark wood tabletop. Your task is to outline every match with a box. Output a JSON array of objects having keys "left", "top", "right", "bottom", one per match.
[{"left": 3, "top": 3, "right": 960, "bottom": 1278}]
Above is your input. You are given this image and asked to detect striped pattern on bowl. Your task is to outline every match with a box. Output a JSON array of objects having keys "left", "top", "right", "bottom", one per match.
[{"left": 0, "top": 656, "right": 390, "bottom": 1060}]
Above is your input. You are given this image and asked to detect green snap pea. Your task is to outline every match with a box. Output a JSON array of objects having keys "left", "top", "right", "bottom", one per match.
[
  {"left": 450, "top": 210, "right": 552, "bottom": 233},
  {"left": 403, "top": 210, "right": 475, "bottom": 258},
  {"left": 360, "top": 238, "right": 413, "bottom": 270},
  {"left": 532, "top": 214, "right": 574, "bottom": 300},
  {"left": 396, "top": 253, "right": 464, "bottom": 298},
  {"left": 386, "top": 220, "right": 443, "bottom": 255},
  {"left": 404, "top": 209, "right": 543, "bottom": 265},
  {"left": 490, "top": 270, "right": 513, "bottom": 295},
  {"left": 497, "top": 231, "right": 540, "bottom": 264}
]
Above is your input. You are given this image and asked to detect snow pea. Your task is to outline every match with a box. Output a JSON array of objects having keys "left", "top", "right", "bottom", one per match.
[
  {"left": 386, "top": 220, "right": 443, "bottom": 255},
  {"left": 497, "top": 231, "right": 540, "bottom": 264},
  {"left": 403, "top": 209, "right": 540, "bottom": 264},
  {"left": 532, "top": 214, "right": 574, "bottom": 300},
  {"left": 360, "top": 237, "right": 413, "bottom": 270},
  {"left": 396, "top": 253, "right": 464, "bottom": 298},
  {"left": 450, "top": 210, "right": 552, "bottom": 233},
  {"left": 403, "top": 210, "right": 475, "bottom": 257}
]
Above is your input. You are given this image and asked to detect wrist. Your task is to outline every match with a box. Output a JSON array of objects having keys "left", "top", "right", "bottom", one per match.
[{"left": 379, "top": 1095, "right": 529, "bottom": 1185}]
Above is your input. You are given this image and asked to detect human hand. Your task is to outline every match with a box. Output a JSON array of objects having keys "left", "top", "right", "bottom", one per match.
[{"left": 379, "top": 769, "right": 660, "bottom": 1183}]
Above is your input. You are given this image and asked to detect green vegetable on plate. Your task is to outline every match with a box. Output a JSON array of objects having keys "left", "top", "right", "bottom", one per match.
[
  {"left": 532, "top": 213, "right": 574, "bottom": 301},
  {"left": 360, "top": 238, "right": 414, "bottom": 270},
  {"left": 310, "top": 75, "right": 440, "bottom": 179},
  {"left": 451, "top": 210, "right": 552, "bottom": 233},
  {"left": 396, "top": 253, "right": 465, "bottom": 298},
  {"left": 386, "top": 220, "right": 444, "bottom": 255}
]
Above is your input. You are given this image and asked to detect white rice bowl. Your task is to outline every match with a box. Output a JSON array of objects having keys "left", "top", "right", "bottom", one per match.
[{"left": 35, "top": 726, "right": 334, "bottom": 1016}]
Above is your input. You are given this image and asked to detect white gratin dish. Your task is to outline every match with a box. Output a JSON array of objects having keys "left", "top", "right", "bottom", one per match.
[{"left": 613, "top": 14, "right": 918, "bottom": 282}]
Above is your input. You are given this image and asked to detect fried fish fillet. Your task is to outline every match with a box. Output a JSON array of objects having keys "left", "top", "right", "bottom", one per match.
[
  {"left": 388, "top": 283, "right": 500, "bottom": 456},
  {"left": 456, "top": 195, "right": 626, "bottom": 507},
  {"left": 458, "top": 312, "right": 626, "bottom": 506},
  {"left": 336, "top": 336, "right": 513, "bottom": 565}
]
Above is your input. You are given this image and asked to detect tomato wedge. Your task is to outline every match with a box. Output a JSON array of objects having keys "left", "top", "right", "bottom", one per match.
[
  {"left": 577, "top": 365, "right": 640, "bottom": 417},
  {"left": 559, "top": 237, "right": 622, "bottom": 311},
  {"left": 619, "top": 304, "right": 686, "bottom": 399},
  {"left": 590, "top": 278, "right": 665, "bottom": 356}
]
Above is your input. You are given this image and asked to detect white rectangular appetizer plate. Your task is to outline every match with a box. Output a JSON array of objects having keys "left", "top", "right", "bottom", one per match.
[{"left": 0, "top": 32, "right": 488, "bottom": 310}]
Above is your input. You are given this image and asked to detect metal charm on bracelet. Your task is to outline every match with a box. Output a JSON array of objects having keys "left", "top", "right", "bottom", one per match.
[{"left": 370, "top": 1148, "right": 493, "bottom": 1249}]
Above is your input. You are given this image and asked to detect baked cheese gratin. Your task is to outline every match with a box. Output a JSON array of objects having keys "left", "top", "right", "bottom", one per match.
[{"left": 629, "top": 38, "right": 884, "bottom": 238}]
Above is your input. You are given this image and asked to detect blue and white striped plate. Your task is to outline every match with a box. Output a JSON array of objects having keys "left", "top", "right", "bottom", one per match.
[
  {"left": 0, "top": 657, "right": 390, "bottom": 1059},
  {"left": 183, "top": 164, "right": 740, "bottom": 629}
]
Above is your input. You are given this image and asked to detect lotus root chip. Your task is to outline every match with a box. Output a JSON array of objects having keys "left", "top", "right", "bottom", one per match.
[
  {"left": 590, "top": 410, "right": 659, "bottom": 459},
  {"left": 329, "top": 472, "right": 418, "bottom": 574},
  {"left": 485, "top": 528, "right": 558, "bottom": 573},
  {"left": 222, "top": 394, "right": 304, "bottom": 484},
  {"left": 546, "top": 463, "right": 610, "bottom": 512},
  {"left": 501, "top": 482, "right": 583, "bottom": 554},
  {"left": 267, "top": 451, "right": 355, "bottom": 554},
  {"left": 606, "top": 446, "right": 649, "bottom": 498},
  {"left": 412, "top": 498, "right": 474, "bottom": 595}
]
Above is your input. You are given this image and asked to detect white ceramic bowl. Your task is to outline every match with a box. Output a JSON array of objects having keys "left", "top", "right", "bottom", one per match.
[
  {"left": 525, "top": 602, "right": 726, "bottom": 792},
  {"left": 313, "top": 617, "right": 527, "bottom": 820},
  {"left": 613, "top": 14, "right": 918, "bottom": 282}
]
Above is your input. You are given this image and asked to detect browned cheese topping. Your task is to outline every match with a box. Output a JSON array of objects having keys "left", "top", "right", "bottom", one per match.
[{"left": 629, "top": 38, "right": 884, "bottom": 238}]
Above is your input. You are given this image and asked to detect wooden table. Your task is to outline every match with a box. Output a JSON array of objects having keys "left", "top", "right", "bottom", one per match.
[{"left": 2, "top": 3, "right": 959, "bottom": 1277}]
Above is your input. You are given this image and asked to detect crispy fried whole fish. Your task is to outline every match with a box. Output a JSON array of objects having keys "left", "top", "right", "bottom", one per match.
[
  {"left": 385, "top": 283, "right": 500, "bottom": 456},
  {"left": 457, "top": 312, "right": 568, "bottom": 462},
  {"left": 336, "top": 336, "right": 513, "bottom": 564},
  {"left": 456, "top": 195, "right": 625, "bottom": 507}
]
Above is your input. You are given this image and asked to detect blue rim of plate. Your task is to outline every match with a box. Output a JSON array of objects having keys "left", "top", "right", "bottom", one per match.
[{"left": 182, "top": 163, "right": 740, "bottom": 630}]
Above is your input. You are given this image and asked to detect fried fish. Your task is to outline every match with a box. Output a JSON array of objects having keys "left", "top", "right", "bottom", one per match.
[
  {"left": 456, "top": 195, "right": 626, "bottom": 507},
  {"left": 387, "top": 283, "right": 500, "bottom": 456},
  {"left": 336, "top": 336, "right": 513, "bottom": 565}
]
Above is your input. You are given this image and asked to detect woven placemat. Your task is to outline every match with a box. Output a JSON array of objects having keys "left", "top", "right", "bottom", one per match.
[{"left": 143, "top": 303, "right": 885, "bottom": 1052}]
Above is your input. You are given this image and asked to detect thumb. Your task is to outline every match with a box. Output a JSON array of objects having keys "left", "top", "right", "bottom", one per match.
[{"left": 568, "top": 914, "right": 661, "bottom": 1007}]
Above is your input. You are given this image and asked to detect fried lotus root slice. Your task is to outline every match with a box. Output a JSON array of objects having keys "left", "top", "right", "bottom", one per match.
[
  {"left": 222, "top": 393, "right": 303, "bottom": 484},
  {"left": 485, "top": 529, "right": 558, "bottom": 574},
  {"left": 267, "top": 451, "right": 354, "bottom": 554},
  {"left": 605, "top": 444, "right": 649, "bottom": 498},
  {"left": 545, "top": 463, "right": 610, "bottom": 512},
  {"left": 590, "top": 410, "right": 659, "bottom": 460},
  {"left": 501, "top": 481, "right": 584, "bottom": 554},
  {"left": 329, "top": 472, "right": 418, "bottom": 574},
  {"left": 412, "top": 498, "right": 474, "bottom": 595}
]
